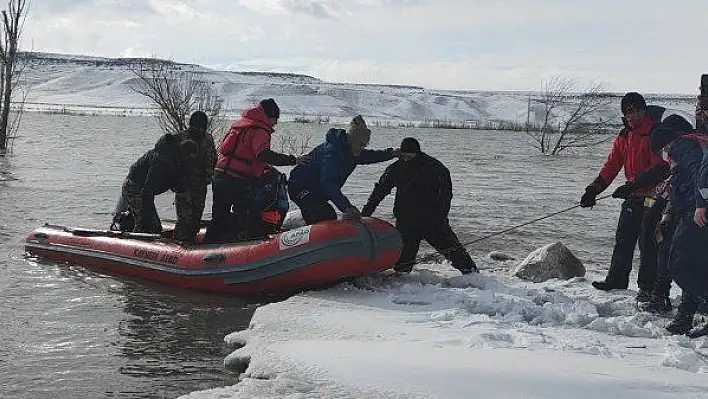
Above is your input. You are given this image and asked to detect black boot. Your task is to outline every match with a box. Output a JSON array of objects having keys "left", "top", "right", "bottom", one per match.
[
  {"left": 688, "top": 321, "right": 708, "bottom": 338},
  {"left": 639, "top": 295, "right": 672, "bottom": 314},
  {"left": 666, "top": 302, "right": 696, "bottom": 335}
]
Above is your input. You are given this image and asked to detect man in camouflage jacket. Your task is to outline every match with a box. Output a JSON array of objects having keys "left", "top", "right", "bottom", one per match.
[{"left": 173, "top": 111, "right": 217, "bottom": 244}]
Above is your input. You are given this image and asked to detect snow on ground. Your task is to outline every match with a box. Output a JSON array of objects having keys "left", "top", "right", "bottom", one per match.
[
  {"left": 15, "top": 52, "right": 708, "bottom": 397},
  {"left": 180, "top": 261, "right": 708, "bottom": 399},
  {"left": 18, "top": 52, "right": 699, "bottom": 126}
]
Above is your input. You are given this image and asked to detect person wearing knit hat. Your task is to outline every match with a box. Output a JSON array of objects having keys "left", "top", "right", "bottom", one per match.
[
  {"left": 288, "top": 115, "right": 401, "bottom": 225},
  {"left": 346, "top": 115, "right": 371, "bottom": 155},
  {"left": 361, "top": 137, "right": 478, "bottom": 275},
  {"left": 640, "top": 113, "right": 693, "bottom": 316},
  {"left": 189, "top": 110, "right": 209, "bottom": 131},
  {"left": 650, "top": 115, "right": 693, "bottom": 155},
  {"left": 620, "top": 92, "right": 647, "bottom": 117},
  {"left": 260, "top": 98, "right": 280, "bottom": 120},
  {"left": 580, "top": 94, "right": 670, "bottom": 301},
  {"left": 204, "top": 99, "right": 310, "bottom": 243},
  {"left": 647, "top": 115, "right": 708, "bottom": 337}
]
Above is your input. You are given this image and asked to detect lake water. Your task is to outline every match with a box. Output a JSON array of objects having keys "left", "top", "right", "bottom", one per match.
[{"left": 0, "top": 113, "right": 623, "bottom": 398}]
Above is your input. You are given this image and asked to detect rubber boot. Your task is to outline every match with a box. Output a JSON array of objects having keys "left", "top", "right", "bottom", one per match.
[
  {"left": 666, "top": 301, "right": 696, "bottom": 335},
  {"left": 639, "top": 294, "right": 672, "bottom": 315}
]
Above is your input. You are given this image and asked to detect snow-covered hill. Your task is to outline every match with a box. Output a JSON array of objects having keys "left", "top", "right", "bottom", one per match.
[{"left": 18, "top": 52, "right": 699, "bottom": 126}]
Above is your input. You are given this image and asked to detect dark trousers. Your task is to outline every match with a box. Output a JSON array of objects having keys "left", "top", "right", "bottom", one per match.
[
  {"left": 395, "top": 220, "right": 476, "bottom": 273},
  {"left": 651, "top": 213, "right": 678, "bottom": 299},
  {"left": 288, "top": 185, "right": 337, "bottom": 225},
  {"left": 669, "top": 213, "right": 708, "bottom": 305},
  {"left": 204, "top": 172, "right": 263, "bottom": 244},
  {"left": 604, "top": 197, "right": 663, "bottom": 291}
]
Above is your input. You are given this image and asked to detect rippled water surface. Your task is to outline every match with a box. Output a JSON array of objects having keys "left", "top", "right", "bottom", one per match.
[{"left": 1, "top": 114, "right": 622, "bottom": 398}]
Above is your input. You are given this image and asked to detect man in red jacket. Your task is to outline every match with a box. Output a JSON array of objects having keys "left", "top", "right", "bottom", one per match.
[
  {"left": 203, "top": 99, "right": 308, "bottom": 244},
  {"left": 580, "top": 92, "right": 670, "bottom": 301}
]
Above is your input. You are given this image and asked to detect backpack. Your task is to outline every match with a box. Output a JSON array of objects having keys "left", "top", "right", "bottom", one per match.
[{"left": 253, "top": 168, "right": 289, "bottom": 233}]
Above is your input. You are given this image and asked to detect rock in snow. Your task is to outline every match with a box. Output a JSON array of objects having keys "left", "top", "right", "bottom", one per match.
[{"left": 513, "top": 242, "right": 585, "bottom": 283}]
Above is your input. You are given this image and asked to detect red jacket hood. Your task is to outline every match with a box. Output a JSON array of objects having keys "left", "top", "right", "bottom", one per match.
[{"left": 231, "top": 105, "right": 274, "bottom": 132}]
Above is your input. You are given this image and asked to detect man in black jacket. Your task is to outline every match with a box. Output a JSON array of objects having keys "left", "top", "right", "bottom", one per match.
[
  {"left": 119, "top": 135, "right": 198, "bottom": 233},
  {"left": 362, "top": 137, "right": 478, "bottom": 275}
]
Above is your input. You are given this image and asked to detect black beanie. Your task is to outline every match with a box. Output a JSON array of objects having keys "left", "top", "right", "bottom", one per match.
[
  {"left": 650, "top": 127, "right": 679, "bottom": 154},
  {"left": 189, "top": 111, "right": 208, "bottom": 130},
  {"left": 662, "top": 114, "right": 693, "bottom": 135},
  {"left": 650, "top": 114, "right": 693, "bottom": 154},
  {"left": 621, "top": 92, "right": 647, "bottom": 115},
  {"left": 260, "top": 98, "right": 280, "bottom": 119},
  {"left": 400, "top": 137, "right": 421, "bottom": 154}
]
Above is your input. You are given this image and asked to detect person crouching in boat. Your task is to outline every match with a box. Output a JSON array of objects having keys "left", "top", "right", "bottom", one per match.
[
  {"left": 203, "top": 99, "right": 310, "bottom": 244},
  {"left": 117, "top": 135, "right": 198, "bottom": 234},
  {"left": 361, "top": 137, "right": 478, "bottom": 275},
  {"left": 288, "top": 115, "right": 400, "bottom": 224}
]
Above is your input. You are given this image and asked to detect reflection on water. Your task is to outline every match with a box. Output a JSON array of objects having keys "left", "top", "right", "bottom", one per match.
[
  {"left": 9, "top": 256, "right": 257, "bottom": 399},
  {"left": 110, "top": 280, "right": 256, "bottom": 398},
  {"left": 1, "top": 113, "right": 621, "bottom": 398}
]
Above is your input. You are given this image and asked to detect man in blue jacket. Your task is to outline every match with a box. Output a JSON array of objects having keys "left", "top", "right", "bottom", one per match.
[
  {"left": 650, "top": 122, "right": 708, "bottom": 337},
  {"left": 288, "top": 115, "right": 399, "bottom": 224}
]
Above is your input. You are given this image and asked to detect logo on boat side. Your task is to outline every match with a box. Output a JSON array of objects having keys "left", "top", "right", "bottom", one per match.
[{"left": 279, "top": 226, "right": 311, "bottom": 250}]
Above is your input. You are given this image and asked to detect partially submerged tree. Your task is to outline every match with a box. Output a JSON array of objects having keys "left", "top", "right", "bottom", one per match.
[
  {"left": 0, "top": 0, "right": 28, "bottom": 155},
  {"left": 128, "top": 58, "right": 226, "bottom": 137},
  {"left": 527, "top": 76, "right": 613, "bottom": 156},
  {"left": 274, "top": 128, "right": 313, "bottom": 156}
]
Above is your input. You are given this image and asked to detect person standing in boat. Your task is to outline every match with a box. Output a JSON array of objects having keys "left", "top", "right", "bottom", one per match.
[
  {"left": 173, "top": 111, "right": 218, "bottom": 244},
  {"left": 203, "top": 99, "right": 310, "bottom": 244},
  {"left": 288, "top": 115, "right": 399, "bottom": 225},
  {"left": 361, "top": 137, "right": 478, "bottom": 275},
  {"left": 119, "top": 135, "right": 198, "bottom": 233},
  {"left": 579, "top": 93, "right": 669, "bottom": 302}
]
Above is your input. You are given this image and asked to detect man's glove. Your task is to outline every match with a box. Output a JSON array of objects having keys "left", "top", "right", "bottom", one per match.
[
  {"left": 342, "top": 206, "right": 362, "bottom": 221},
  {"left": 580, "top": 176, "right": 609, "bottom": 208},
  {"left": 611, "top": 183, "right": 637, "bottom": 199},
  {"left": 580, "top": 188, "right": 598, "bottom": 208}
]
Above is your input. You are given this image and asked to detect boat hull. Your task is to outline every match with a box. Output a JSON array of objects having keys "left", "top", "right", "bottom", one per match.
[{"left": 25, "top": 218, "right": 402, "bottom": 296}]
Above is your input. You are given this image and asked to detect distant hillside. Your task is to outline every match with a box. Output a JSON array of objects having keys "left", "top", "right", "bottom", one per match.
[{"left": 15, "top": 51, "right": 698, "bottom": 127}]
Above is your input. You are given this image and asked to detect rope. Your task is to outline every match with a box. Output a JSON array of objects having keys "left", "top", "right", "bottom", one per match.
[{"left": 402, "top": 194, "right": 614, "bottom": 268}]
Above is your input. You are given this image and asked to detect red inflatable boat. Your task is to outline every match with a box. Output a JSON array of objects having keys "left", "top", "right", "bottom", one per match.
[{"left": 25, "top": 218, "right": 402, "bottom": 296}]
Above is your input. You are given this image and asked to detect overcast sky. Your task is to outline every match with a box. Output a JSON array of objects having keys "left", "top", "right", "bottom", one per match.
[{"left": 22, "top": 0, "right": 708, "bottom": 94}]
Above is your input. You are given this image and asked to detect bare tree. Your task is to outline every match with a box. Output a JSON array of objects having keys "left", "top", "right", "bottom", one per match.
[
  {"left": 274, "top": 129, "right": 314, "bottom": 156},
  {"left": 128, "top": 58, "right": 226, "bottom": 137},
  {"left": 527, "top": 75, "right": 613, "bottom": 155},
  {"left": 0, "top": 0, "right": 28, "bottom": 154}
]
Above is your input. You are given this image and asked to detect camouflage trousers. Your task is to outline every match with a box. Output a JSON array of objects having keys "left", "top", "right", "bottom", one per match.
[
  {"left": 174, "top": 185, "right": 207, "bottom": 244},
  {"left": 121, "top": 178, "right": 162, "bottom": 233}
]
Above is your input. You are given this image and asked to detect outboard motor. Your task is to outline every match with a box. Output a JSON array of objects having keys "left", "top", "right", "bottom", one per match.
[{"left": 110, "top": 195, "right": 134, "bottom": 232}]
